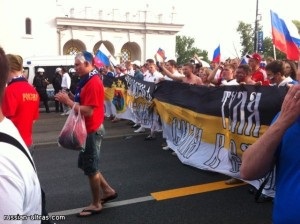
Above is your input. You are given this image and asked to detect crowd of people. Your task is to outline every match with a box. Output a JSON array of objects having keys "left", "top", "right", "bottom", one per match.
[
  {"left": 96, "top": 52, "right": 300, "bottom": 223},
  {"left": 100, "top": 52, "right": 299, "bottom": 133},
  {"left": 32, "top": 66, "right": 80, "bottom": 115},
  {"left": 0, "top": 45, "right": 299, "bottom": 223}
]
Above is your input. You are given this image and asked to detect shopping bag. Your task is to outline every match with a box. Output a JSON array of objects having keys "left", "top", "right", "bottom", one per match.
[{"left": 58, "top": 104, "right": 87, "bottom": 150}]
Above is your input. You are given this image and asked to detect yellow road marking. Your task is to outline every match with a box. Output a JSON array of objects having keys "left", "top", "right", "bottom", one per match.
[{"left": 151, "top": 180, "right": 246, "bottom": 201}]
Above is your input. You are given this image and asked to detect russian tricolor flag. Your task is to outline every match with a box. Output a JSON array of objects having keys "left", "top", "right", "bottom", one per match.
[
  {"left": 156, "top": 48, "right": 167, "bottom": 62},
  {"left": 270, "top": 10, "right": 300, "bottom": 60},
  {"left": 240, "top": 55, "right": 249, "bottom": 65},
  {"left": 94, "top": 43, "right": 118, "bottom": 69},
  {"left": 94, "top": 50, "right": 110, "bottom": 68},
  {"left": 212, "top": 45, "right": 221, "bottom": 63}
]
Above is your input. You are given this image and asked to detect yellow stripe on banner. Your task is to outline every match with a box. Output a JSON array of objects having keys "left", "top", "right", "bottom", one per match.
[{"left": 151, "top": 181, "right": 246, "bottom": 201}]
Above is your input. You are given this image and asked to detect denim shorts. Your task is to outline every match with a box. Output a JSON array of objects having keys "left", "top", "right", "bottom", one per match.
[{"left": 78, "top": 124, "right": 105, "bottom": 176}]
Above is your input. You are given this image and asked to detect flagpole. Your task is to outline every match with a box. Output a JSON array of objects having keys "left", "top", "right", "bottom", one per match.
[{"left": 273, "top": 44, "right": 277, "bottom": 60}]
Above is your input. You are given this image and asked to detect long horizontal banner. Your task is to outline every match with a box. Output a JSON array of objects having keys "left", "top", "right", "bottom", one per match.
[
  {"left": 104, "top": 75, "right": 157, "bottom": 128},
  {"left": 103, "top": 75, "right": 288, "bottom": 196}
]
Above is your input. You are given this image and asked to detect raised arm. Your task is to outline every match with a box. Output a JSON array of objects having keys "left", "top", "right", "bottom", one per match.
[
  {"left": 194, "top": 54, "right": 202, "bottom": 64},
  {"left": 160, "top": 62, "right": 183, "bottom": 82},
  {"left": 207, "top": 63, "right": 222, "bottom": 83}
]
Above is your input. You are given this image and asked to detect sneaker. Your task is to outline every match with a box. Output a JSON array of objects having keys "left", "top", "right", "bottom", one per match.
[
  {"left": 256, "top": 194, "right": 273, "bottom": 203},
  {"left": 144, "top": 135, "right": 156, "bottom": 140},
  {"left": 171, "top": 151, "right": 177, "bottom": 156},
  {"left": 65, "top": 110, "right": 71, "bottom": 115},
  {"left": 162, "top": 146, "right": 170, "bottom": 150},
  {"left": 161, "top": 142, "right": 167, "bottom": 147},
  {"left": 134, "top": 127, "right": 145, "bottom": 133},
  {"left": 131, "top": 123, "right": 140, "bottom": 128},
  {"left": 224, "top": 178, "right": 244, "bottom": 185},
  {"left": 60, "top": 112, "right": 66, "bottom": 116},
  {"left": 111, "top": 117, "right": 120, "bottom": 123}
]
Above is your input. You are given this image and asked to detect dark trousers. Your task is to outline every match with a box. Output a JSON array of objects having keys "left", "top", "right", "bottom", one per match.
[
  {"left": 43, "top": 100, "right": 50, "bottom": 113},
  {"left": 55, "top": 100, "right": 63, "bottom": 112}
]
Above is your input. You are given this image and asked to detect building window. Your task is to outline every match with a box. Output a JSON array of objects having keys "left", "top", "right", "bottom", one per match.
[
  {"left": 121, "top": 49, "right": 131, "bottom": 63},
  {"left": 66, "top": 46, "right": 80, "bottom": 55},
  {"left": 25, "top": 18, "right": 32, "bottom": 35}
]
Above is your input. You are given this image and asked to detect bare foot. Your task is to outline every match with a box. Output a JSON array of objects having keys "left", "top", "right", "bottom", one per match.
[{"left": 101, "top": 191, "right": 118, "bottom": 204}]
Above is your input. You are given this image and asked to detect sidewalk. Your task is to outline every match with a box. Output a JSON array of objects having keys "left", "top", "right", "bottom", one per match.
[{"left": 33, "top": 110, "right": 145, "bottom": 146}]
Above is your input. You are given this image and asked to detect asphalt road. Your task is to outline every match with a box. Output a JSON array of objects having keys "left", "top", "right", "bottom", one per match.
[{"left": 32, "top": 113, "right": 273, "bottom": 224}]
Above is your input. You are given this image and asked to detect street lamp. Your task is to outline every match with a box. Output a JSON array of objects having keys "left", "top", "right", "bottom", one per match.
[{"left": 254, "top": 0, "right": 259, "bottom": 52}]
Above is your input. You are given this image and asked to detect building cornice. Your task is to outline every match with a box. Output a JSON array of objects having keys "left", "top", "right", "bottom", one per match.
[{"left": 56, "top": 17, "right": 184, "bottom": 35}]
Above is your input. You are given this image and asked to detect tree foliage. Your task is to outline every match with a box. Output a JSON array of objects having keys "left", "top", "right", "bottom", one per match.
[
  {"left": 236, "top": 21, "right": 254, "bottom": 56},
  {"left": 263, "top": 37, "right": 286, "bottom": 59},
  {"left": 236, "top": 21, "right": 297, "bottom": 60},
  {"left": 292, "top": 20, "right": 300, "bottom": 33},
  {"left": 175, "top": 36, "right": 208, "bottom": 65}
]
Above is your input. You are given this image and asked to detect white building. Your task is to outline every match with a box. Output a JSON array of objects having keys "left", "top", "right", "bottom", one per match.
[{"left": 0, "top": 0, "right": 183, "bottom": 64}]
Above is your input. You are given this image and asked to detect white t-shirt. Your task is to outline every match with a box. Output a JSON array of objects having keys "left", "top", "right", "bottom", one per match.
[
  {"left": 127, "top": 68, "right": 134, "bottom": 77},
  {"left": 144, "top": 71, "right": 163, "bottom": 83},
  {"left": 164, "top": 70, "right": 185, "bottom": 81},
  {"left": 61, "top": 72, "right": 71, "bottom": 89},
  {"left": 221, "top": 79, "right": 239, "bottom": 86},
  {"left": 0, "top": 118, "right": 41, "bottom": 224},
  {"left": 278, "top": 76, "right": 295, "bottom": 87}
]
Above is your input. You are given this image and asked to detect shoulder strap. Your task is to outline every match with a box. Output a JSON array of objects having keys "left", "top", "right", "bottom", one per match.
[{"left": 0, "top": 132, "right": 36, "bottom": 172}]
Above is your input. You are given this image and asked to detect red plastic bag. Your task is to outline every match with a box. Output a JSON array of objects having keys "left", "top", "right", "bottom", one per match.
[{"left": 58, "top": 104, "right": 87, "bottom": 150}]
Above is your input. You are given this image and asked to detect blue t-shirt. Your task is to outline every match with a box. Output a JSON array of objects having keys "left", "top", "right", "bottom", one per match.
[{"left": 272, "top": 114, "right": 300, "bottom": 223}]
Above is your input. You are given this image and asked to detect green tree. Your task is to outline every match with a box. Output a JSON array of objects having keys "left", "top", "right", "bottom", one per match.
[
  {"left": 237, "top": 21, "right": 291, "bottom": 60},
  {"left": 263, "top": 37, "right": 286, "bottom": 60},
  {"left": 236, "top": 22, "right": 254, "bottom": 56},
  {"left": 175, "top": 36, "right": 208, "bottom": 65},
  {"left": 292, "top": 20, "right": 300, "bottom": 34}
]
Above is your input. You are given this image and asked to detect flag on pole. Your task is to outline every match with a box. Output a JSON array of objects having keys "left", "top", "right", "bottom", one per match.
[
  {"left": 212, "top": 45, "right": 221, "bottom": 63},
  {"left": 240, "top": 55, "right": 249, "bottom": 65},
  {"left": 94, "top": 43, "right": 118, "bottom": 69},
  {"left": 270, "top": 10, "right": 300, "bottom": 60},
  {"left": 94, "top": 50, "right": 109, "bottom": 68},
  {"left": 156, "top": 48, "right": 166, "bottom": 62}
]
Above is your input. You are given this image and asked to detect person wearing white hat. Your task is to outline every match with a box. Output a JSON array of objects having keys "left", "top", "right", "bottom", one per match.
[
  {"left": 69, "top": 67, "right": 80, "bottom": 95},
  {"left": 132, "top": 60, "right": 144, "bottom": 80}
]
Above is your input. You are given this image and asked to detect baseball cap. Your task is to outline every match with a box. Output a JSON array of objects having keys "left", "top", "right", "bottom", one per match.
[
  {"left": 132, "top": 60, "right": 141, "bottom": 67},
  {"left": 246, "top": 53, "right": 262, "bottom": 62},
  {"left": 55, "top": 67, "right": 62, "bottom": 73},
  {"left": 115, "top": 64, "right": 126, "bottom": 71}
]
